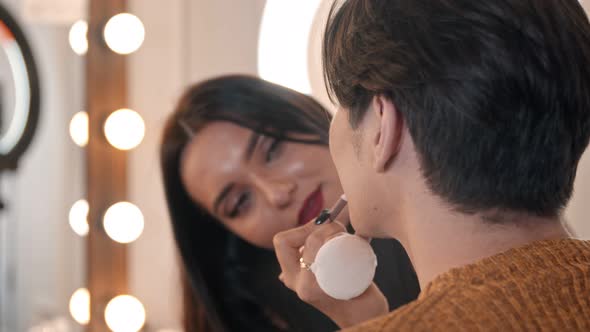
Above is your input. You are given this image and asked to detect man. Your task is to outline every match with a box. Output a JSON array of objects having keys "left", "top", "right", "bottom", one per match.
[{"left": 273, "top": 0, "right": 590, "bottom": 330}]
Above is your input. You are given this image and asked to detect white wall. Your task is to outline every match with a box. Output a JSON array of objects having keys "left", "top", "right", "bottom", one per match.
[
  {"left": 185, "top": 0, "right": 266, "bottom": 81},
  {"left": 127, "top": 0, "right": 185, "bottom": 329}
]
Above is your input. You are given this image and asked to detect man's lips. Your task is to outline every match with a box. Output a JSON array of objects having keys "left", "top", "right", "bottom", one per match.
[{"left": 298, "top": 187, "right": 324, "bottom": 225}]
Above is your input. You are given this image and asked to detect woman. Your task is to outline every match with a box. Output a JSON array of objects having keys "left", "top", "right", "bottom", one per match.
[{"left": 160, "top": 75, "right": 419, "bottom": 331}]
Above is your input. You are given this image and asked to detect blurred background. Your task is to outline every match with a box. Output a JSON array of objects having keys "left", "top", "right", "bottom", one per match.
[{"left": 0, "top": 0, "right": 588, "bottom": 331}]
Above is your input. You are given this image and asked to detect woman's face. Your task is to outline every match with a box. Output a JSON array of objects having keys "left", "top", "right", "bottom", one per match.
[{"left": 180, "top": 121, "right": 344, "bottom": 249}]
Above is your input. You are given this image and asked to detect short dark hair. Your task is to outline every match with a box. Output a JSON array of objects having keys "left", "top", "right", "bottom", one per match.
[{"left": 323, "top": 0, "right": 590, "bottom": 219}]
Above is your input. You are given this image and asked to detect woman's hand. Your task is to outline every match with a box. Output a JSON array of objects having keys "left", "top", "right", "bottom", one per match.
[{"left": 273, "top": 221, "right": 389, "bottom": 328}]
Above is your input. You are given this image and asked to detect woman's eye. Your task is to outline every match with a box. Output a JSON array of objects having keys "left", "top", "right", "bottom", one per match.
[
  {"left": 229, "top": 192, "right": 250, "bottom": 218},
  {"left": 265, "top": 138, "right": 283, "bottom": 163}
]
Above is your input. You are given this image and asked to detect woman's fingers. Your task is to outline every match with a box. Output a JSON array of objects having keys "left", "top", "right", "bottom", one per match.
[
  {"left": 332, "top": 219, "right": 348, "bottom": 231},
  {"left": 274, "top": 220, "right": 348, "bottom": 295},
  {"left": 273, "top": 221, "right": 318, "bottom": 286}
]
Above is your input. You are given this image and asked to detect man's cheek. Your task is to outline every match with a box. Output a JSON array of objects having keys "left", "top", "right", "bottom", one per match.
[{"left": 329, "top": 140, "right": 344, "bottom": 171}]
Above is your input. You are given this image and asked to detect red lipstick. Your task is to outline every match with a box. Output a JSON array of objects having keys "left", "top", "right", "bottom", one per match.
[{"left": 298, "top": 186, "right": 324, "bottom": 225}]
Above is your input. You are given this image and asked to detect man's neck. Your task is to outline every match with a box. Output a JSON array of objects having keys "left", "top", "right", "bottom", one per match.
[{"left": 396, "top": 193, "right": 570, "bottom": 289}]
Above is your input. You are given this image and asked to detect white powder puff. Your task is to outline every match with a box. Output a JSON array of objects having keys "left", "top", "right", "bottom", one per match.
[{"left": 311, "top": 233, "right": 377, "bottom": 300}]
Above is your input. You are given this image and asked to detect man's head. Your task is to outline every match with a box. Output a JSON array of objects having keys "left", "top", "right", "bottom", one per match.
[{"left": 324, "top": 0, "right": 590, "bottom": 237}]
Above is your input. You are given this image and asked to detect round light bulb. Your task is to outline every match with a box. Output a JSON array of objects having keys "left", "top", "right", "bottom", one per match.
[
  {"left": 104, "top": 109, "right": 145, "bottom": 150},
  {"left": 69, "top": 20, "right": 88, "bottom": 55},
  {"left": 69, "top": 288, "right": 90, "bottom": 325},
  {"left": 69, "top": 111, "right": 89, "bottom": 147},
  {"left": 258, "top": 0, "right": 322, "bottom": 94},
  {"left": 103, "top": 13, "right": 145, "bottom": 55},
  {"left": 104, "top": 295, "right": 146, "bottom": 332},
  {"left": 69, "top": 199, "right": 89, "bottom": 237},
  {"left": 103, "top": 202, "right": 144, "bottom": 244}
]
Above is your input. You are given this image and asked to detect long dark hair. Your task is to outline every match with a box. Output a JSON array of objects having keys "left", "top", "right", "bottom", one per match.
[{"left": 160, "top": 75, "right": 334, "bottom": 331}]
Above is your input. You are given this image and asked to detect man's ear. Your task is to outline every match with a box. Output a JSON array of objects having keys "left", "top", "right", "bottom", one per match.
[{"left": 372, "top": 95, "right": 403, "bottom": 172}]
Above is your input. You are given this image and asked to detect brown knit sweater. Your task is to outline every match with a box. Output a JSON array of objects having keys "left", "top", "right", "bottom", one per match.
[{"left": 343, "top": 239, "right": 590, "bottom": 331}]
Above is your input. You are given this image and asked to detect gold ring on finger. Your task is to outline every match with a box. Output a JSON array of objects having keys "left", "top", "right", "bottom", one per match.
[{"left": 299, "top": 257, "right": 313, "bottom": 271}]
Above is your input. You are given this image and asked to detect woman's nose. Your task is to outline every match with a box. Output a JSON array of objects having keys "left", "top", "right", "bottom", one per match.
[{"left": 257, "top": 177, "right": 296, "bottom": 208}]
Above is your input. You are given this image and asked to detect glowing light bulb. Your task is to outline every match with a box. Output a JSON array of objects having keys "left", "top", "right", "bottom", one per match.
[
  {"left": 103, "top": 202, "right": 144, "bottom": 244},
  {"left": 104, "top": 109, "right": 145, "bottom": 150},
  {"left": 103, "top": 13, "right": 145, "bottom": 55},
  {"left": 69, "top": 288, "right": 90, "bottom": 325},
  {"left": 69, "top": 111, "right": 89, "bottom": 147},
  {"left": 104, "top": 295, "right": 146, "bottom": 332},
  {"left": 258, "top": 0, "right": 322, "bottom": 94},
  {"left": 69, "top": 199, "right": 89, "bottom": 237},
  {"left": 69, "top": 20, "right": 88, "bottom": 55}
]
